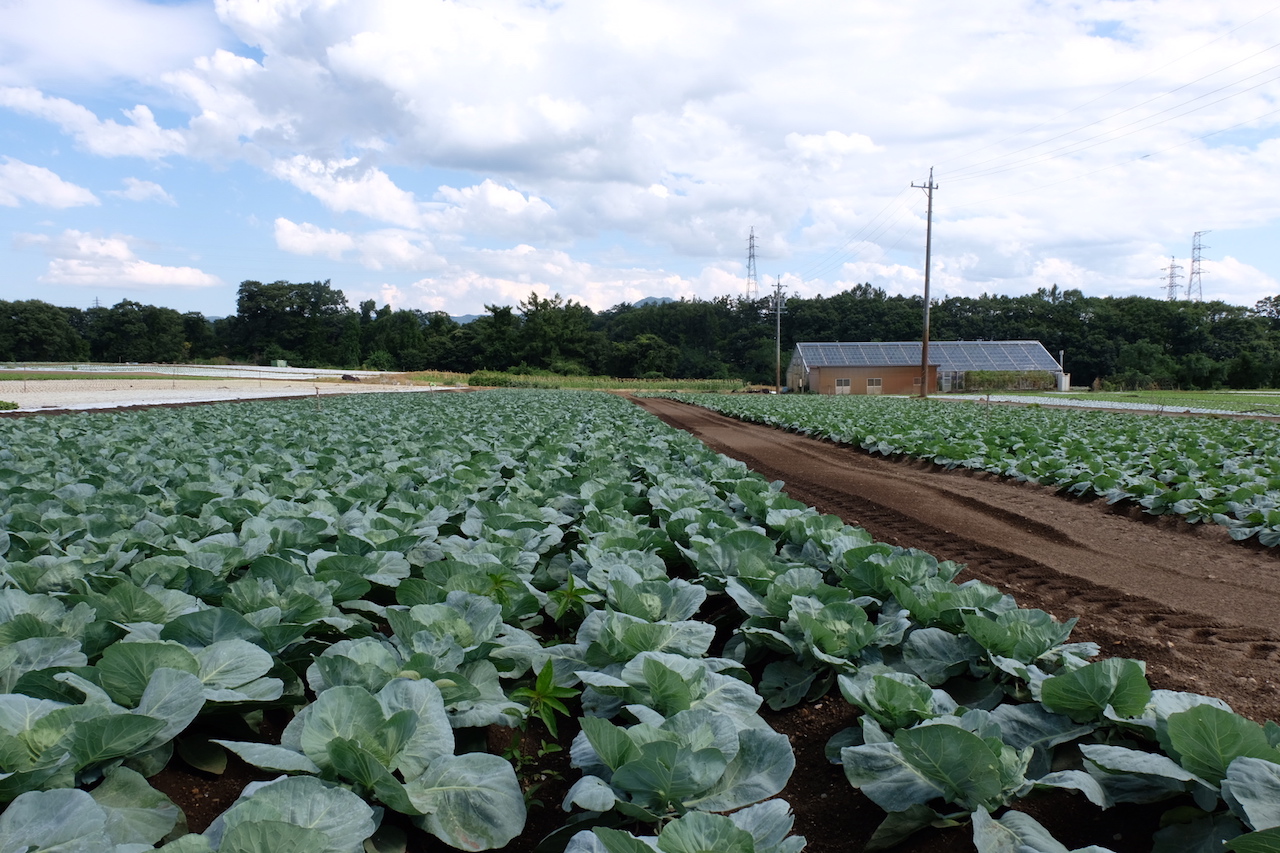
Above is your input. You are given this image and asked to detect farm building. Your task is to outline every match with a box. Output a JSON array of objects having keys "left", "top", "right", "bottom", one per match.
[{"left": 785, "top": 340, "right": 1064, "bottom": 395}]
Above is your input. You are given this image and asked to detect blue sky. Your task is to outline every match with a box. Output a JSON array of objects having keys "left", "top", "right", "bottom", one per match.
[{"left": 1, "top": 0, "right": 1278, "bottom": 318}]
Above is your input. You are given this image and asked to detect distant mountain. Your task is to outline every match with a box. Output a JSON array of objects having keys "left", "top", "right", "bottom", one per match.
[
  {"left": 450, "top": 313, "right": 483, "bottom": 324},
  {"left": 635, "top": 296, "right": 675, "bottom": 306}
]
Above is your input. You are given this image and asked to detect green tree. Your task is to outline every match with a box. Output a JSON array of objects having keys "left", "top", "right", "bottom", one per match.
[
  {"left": 1253, "top": 294, "right": 1280, "bottom": 321},
  {"left": 182, "top": 312, "right": 221, "bottom": 361},
  {"left": 418, "top": 312, "right": 462, "bottom": 371},
  {"left": 517, "top": 292, "right": 598, "bottom": 373},
  {"left": 611, "top": 333, "right": 680, "bottom": 378},
  {"left": 234, "top": 280, "right": 351, "bottom": 366},
  {"left": 470, "top": 304, "right": 521, "bottom": 370},
  {"left": 362, "top": 308, "right": 428, "bottom": 369},
  {"left": 82, "top": 300, "right": 185, "bottom": 363},
  {"left": 1112, "top": 339, "right": 1178, "bottom": 389},
  {"left": 0, "top": 300, "right": 89, "bottom": 361}
]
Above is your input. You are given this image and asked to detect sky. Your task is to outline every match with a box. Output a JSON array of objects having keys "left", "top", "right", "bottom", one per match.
[{"left": 1, "top": 0, "right": 1278, "bottom": 319}]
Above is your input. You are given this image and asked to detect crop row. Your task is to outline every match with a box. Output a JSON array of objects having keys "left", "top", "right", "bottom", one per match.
[
  {"left": 655, "top": 392, "right": 1280, "bottom": 545},
  {"left": 0, "top": 391, "right": 1276, "bottom": 853}
]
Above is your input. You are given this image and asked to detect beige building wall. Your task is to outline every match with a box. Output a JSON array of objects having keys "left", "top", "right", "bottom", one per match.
[
  {"left": 785, "top": 358, "right": 807, "bottom": 391},
  {"left": 809, "top": 365, "right": 936, "bottom": 395}
]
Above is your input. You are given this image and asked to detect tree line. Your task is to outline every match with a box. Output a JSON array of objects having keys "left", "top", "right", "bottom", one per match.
[{"left": 3, "top": 279, "right": 1280, "bottom": 388}]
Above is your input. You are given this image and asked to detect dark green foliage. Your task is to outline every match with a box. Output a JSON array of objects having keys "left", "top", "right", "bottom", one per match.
[
  {"left": 510, "top": 661, "right": 578, "bottom": 738},
  {"left": 8, "top": 282, "right": 1280, "bottom": 386},
  {"left": 0, "top": 300, "right": 90, "bottom": 361},
  {"left": 82, "top": 300, "right": 187, "bottom": 363},
  {"left": 964, "top": 370, "right": 1056, "bottom": 391},
  {"left": 234, "top": 280, "right": 352, "bottom": 367}
]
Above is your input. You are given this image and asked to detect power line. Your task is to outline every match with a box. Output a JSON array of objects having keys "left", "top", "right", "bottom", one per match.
[
  {"left": 935, "top": 6, "right": 1280, "bottom": 178},
  {"left": 938, "top": 104, "right": 1280, "bottom": 214},
  {"left": 945, "top": 62, "right": 1280, "bottom": 183},
  {"left": 792, "top": 186, "right": 917, "bottom": 281},
  {"left": 797, "top": 192, "right": 925, "bottom": 283},
  {"left": 798, "top": 10, "right": 1280, "bottom": 295}
]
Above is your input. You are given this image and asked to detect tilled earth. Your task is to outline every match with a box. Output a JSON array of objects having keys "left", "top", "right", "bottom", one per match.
[{"left": 630, "top": 395, "right": 1280, "bottom": 853}]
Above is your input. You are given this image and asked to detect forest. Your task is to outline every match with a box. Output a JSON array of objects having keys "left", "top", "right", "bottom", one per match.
[{"left": 2, "top": 279, "right": 1279, "bottom": 388}]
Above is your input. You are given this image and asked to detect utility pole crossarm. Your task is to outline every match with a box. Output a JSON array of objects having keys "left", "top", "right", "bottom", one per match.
[{"left": 911, "top": 168, "right": 938, "bottom": 398}]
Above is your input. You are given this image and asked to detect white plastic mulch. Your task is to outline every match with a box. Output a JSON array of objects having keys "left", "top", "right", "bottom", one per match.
[{"left": 939, "top": 393, "right": 1242, "bottom": 416}]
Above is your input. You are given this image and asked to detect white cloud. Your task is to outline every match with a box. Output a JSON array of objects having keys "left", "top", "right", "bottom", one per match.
[
  {"left": 785, "top": 131, "right": 881, "bottom": 165},
  {"left": 273, "top": 218, "right": 444, "bottom": 271},
  {"left": 354, "top": 229, "right": 444, "bottom": 271},
  {"left": 4, "top": 0, "right": 1280, "bottom": 311},
  {"left": 429, "top": 180, "right": 561, "bottom": 241},
  {"left": 26, "top": 230, "right": 221, "bottom": 288},
  {"left": 1030, "top": 257, "right": 1089, "bottom": 292},
  {"left": 0, "top": 157, "right": 98, "bottom": 208},
  {"left": 0, "top": 0, "right": 225, "bottom": 88},
  {"left": 274, "top": 217, "right": 355, "bottom": 259},
  {"left": 108, "top": 177, "right": 175, "bottom": 205},
  {"left": 1202, "top": 256, "right": 1280, "bottom": 307},
  {"left": 0, "top": 88, "right": 186, "bottom": 158},
  {"left": 374, "top": 244, "right": 739, "bottom": 314},
  {"left": 270, "top": 155, "right": 423, "bottom": 227}
]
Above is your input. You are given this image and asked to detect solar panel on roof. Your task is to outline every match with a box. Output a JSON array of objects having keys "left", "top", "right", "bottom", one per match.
[{"left": 794, "top": 340, "right": 1060, "bottom": 372}]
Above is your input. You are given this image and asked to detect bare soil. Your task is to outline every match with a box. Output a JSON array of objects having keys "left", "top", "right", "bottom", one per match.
[{"left": 628, "top": 394, "right": 1280, "bottom": 853}]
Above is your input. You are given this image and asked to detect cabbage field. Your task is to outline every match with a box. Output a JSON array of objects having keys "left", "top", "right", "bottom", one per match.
[
  {"left": 656, "top": 392, "right": 1280, "bottom": 546},
  {"left": 0, "top": 391, "right": 1277, "bottom": 853}
]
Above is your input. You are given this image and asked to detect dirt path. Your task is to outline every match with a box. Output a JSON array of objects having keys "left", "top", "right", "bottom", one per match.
[{"left": 633, "top": 395, "right": 1280, "bottom": 723}]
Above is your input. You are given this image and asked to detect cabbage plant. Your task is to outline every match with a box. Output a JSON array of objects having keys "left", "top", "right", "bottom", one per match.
[
  {"left": 564, "top": 800, "right": 807, "bottom": 853},
  {"left": 214, "top": 678, "right": 525, "bottom": 850},
  {"left": 563, "top": 708, "right": 794, "bottom": 822},
  {"left": 0, "top": 768, "right": 182, "bottom": 853}
]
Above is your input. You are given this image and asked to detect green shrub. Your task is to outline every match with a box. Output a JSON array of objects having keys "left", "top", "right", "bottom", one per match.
[
  {"left": 362, "top": 350, "right": 397, "bottom": 372},
  {"left": 964, "top": 370, "right": 1056, "bottom": 391},
  {"left": 466, "top": 370, "right": 744, "bottom": 391}
]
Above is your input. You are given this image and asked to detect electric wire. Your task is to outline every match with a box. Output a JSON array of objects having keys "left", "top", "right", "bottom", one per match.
[
  {"left": 938, "top": 104, "right": 1280, "bottom": 214},
  {"left": 799, "top": 192, "right": 927, "bottom": 283},
  {"left": 935, "top": 5, "right": 1280, "bottom": 177},
  {"left": 945, "top": 62, "right": 1280, "bottom": 183},
  {"left": 797, "top": 9, "right": 1280, "bottom": 289},
  {"left": 781, "top": 8, "right": 1280, "bottom": 291},
  {"left": 792, "top": 185, "right": 917, "bottom": 280}
]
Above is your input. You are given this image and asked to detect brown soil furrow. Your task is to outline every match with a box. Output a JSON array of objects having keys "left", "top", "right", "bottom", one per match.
[{"left": 635, "top": 395, "right": 1280, "bottom": 722}]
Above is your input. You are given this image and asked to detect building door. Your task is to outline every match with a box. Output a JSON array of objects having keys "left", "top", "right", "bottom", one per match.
[
  {"left": 866, "top": 378, "right": 882, "bottom": 395},
  {"left": 835, "top": 378, "right": 851, "bottom": 395}
]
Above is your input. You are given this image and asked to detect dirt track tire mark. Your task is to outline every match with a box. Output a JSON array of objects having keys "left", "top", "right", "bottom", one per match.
[{"left": 635, "top": 395, "right": 1280, "bottom": 721}]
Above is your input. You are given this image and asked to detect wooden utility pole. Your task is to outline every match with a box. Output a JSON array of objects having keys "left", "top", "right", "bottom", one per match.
[
  {"left": 912, "top": 168, "right": 937, "bottom": 398},
  {"left": 773, "top": 276, "right": 784, "bottom": 393}
]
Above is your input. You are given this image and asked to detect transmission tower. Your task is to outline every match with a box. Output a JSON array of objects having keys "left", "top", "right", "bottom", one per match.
[
  {"left": 1160, "top": 256, "right": 1183, "bottom": 301},
  {"left": 1187, "top": 231, "right": 1210, "bottom": 301},
  {"left": 746, "top": 227, "right": 759, "bottom": 301}
]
